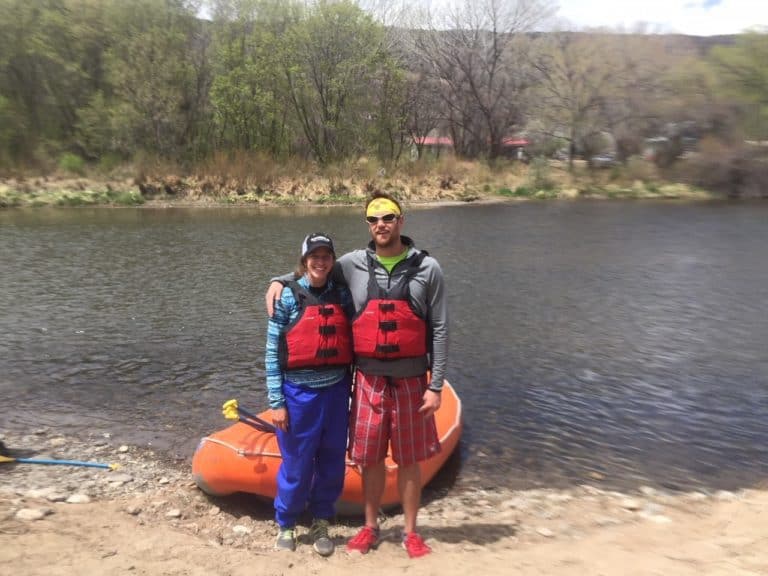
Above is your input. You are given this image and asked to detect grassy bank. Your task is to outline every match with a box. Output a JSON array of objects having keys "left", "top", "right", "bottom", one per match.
[{"left": 0, "top": 156, "right": 714, "bottom": 209}]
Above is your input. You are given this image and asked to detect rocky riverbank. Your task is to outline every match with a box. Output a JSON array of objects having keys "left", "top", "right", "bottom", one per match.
[{"left": 2, "top": 428, "right": 766, "bottom": 575}]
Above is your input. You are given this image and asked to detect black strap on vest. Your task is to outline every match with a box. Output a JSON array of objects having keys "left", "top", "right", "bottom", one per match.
[
  {"left": 376, "top": 344, "right": 400, "bottom": 354},
  {"left": 316, "top": 349, "right": 340, "bottom": 359}
]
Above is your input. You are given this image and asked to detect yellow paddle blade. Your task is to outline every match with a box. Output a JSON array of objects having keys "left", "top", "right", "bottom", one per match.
[
  {"left": 222, "top": 399, "right": 240, "bottom": 420},
  {"left": 0, "top": 455, "right": 16, "bottom": 464}
]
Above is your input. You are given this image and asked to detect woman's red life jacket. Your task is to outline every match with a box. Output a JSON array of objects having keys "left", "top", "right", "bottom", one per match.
[
  {"left": 279, "top": 282, "right": 353, "bottom": 370},
  {"left": 352, "top": 251, "right": 428, "bottom": 360}
]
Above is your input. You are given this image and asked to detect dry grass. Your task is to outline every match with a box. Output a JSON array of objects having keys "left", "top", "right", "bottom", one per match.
[{"left": 1, "top": 153, "right": 718, "bottom": 208}]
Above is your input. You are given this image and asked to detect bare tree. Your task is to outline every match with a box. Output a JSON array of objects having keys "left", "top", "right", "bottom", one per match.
[
  {"left": 529, "top": 32, "right": 615, "bottom": 168},
  {"left": 530, "top": 29, "right": 682, "bottom": 168},
  {"left": 410, "top": 0, "right": 555, "bottom": 159},
  {"left": 403, "top": 65, "right": 444, "bottom": 158},
  {"left": 600, "top": 34, "right": 682, "bottom": 161}
]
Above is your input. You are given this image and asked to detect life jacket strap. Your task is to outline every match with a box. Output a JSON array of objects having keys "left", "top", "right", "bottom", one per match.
[
  {"left": 375, "top": 344, "right": 400, "bottom": 354},
  {"left": 316, "top": 348, "right": 340, "bottom": 359}
]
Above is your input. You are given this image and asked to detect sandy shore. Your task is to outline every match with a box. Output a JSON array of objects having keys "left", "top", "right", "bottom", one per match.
[{"left": 2, "top": 429, "right": 767, "bottom": 576}]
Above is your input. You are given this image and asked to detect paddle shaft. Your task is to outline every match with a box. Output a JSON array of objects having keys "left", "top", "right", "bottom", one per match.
[
  {"left": 0, "top": 455, "right": 113, "bottom": 469},
  {"left": 237, "top": 407, "right": 277, "bottom": 433}
]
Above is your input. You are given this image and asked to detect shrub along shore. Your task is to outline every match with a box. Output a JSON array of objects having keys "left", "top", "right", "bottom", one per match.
[{"left": 0, "top": 157, "right": 720, "bottom": 209}]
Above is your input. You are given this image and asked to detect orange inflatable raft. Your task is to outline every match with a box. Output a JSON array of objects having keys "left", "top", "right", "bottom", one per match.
[{"left": 192, "top": 380, "right": 462, "bottom": 512}]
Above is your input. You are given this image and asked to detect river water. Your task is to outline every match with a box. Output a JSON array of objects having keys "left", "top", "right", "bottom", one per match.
[{"left": 1, "top": 201, "right": 767, "bottom": 493}]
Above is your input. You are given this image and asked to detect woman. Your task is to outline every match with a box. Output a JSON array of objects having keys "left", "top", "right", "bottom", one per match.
[{"left": 264, "top": 232, "right": 353, "bottom": 556}]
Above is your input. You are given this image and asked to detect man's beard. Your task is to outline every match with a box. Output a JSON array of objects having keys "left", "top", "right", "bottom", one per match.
[{"left": 373, "top": 231, "right": 398, "bottom": 249}]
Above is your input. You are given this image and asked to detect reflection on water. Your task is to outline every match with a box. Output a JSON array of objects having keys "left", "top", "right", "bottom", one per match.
[{"left": 1, "top": 202, "right": 767, "bottom": 492}]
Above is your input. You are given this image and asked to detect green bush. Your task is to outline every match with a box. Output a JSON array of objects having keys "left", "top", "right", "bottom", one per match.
[
  {"left": 56, "top": 192, "right": 90, "bottom": 206},
  {"left": 529, "top": 157, "right": 554, "bottom": 190},
  {"left": 59, "top": 153, "right": 86, "bottom": 175},
  {"left": 106, "top": 189, "right": 145, "bottom": 205},
  {"left": 497, "top": 186, "right": 533, "bottom": 197},
  {"left": 97, "top": 153, "right": 123, "bottom": 174}
]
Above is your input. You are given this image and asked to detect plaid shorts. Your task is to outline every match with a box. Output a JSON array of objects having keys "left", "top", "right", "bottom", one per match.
[{"left": 348, "top": 370, "right": 441, "bottom": 467}]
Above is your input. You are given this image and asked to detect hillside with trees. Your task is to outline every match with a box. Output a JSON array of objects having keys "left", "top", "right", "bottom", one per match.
[{"left": 0, "top": 0, "right": 766, "bottom": 206}]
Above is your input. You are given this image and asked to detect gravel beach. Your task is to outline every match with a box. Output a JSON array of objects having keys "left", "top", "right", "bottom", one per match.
[{"left": 2, "top": 429, "right": 767, "bottom": 575}]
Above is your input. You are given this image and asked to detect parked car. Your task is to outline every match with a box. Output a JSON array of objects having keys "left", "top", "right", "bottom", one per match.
[{"left": 590, "top": 154, "right": 617, "bottom": 168}]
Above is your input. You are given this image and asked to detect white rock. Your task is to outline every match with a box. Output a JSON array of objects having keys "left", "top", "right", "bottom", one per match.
[
  {"left": 16, "top": 508, "right": 53, "bottom": 521},
  {"left": 25, "top": 487, "right": 58, "bottom": 500},
  {"left": 580, "top": 485, "right": 604, "bottom": 496},
  {"left": 208, "top": 506, "right": 221, "bottom": 516},
  {"left": 715, "top": 490, "right": 736, "bottom": 501},
  {"left": 184, "top": 522, "right": 200, "bottom": 534},
  {"left": 165, "top": 509, "right": 182, "bottom": 519},
  {"left": 45, "top": 492, "right": 69, "bottom": 502},
  {"left": 642, "top": 502, "right": 665, "bottom": 516},
  {"left": 620, "top": 498, "right": 641, "bottom": 511},
  {"left": 685, "top": 491, "right": 708, "bottom": 501},
  {"left": 66, "top": 494, "right": 91, "bottom": 504},
  {"left": 640, "top": 513, "right": 672, "bottom": 524},
  {"left": 232, "top": 525, "right": 252, "bottom": 535},
  {"left": 118, "top": 445, "right": 129, "bottom": 453},
  {"left": 536, "top": 527, "right": 555, "bottom": 538},
  {"left": 546, "top": 493, "right": 573, "bottom": 503},
  {"left": 639, "top": 486, "right": 657, "bottom": 497},
  {"left": 108, "top": 473, "right": 134, "bottom": 484}
]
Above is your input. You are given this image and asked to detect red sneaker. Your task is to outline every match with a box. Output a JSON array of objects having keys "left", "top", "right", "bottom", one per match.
[
  {"left": 402, "top": 532, "right": 431, "bottom": 558},
  {"left": 346, "top": 525, "right": 380, "bottom": 554}
]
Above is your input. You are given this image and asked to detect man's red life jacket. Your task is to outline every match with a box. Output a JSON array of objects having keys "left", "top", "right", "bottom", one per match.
[
  {"left": 279, "top": 282, "right": 353, "bottom": 370},
  {"left": 352, "top": 251, "right": 428, "bottom": 360}
]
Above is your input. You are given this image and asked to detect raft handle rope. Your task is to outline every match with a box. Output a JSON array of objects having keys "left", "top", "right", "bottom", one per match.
[
  {"left": 199, "top": 437, "right": 367, "bottom": 469},
  {"left": 199, "top": 436, "right": 282, "bottom": 459}
]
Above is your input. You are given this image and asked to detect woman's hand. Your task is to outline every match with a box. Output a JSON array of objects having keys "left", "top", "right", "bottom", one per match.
[{"left": 271, "top": 407, "right": 289, "bottom": 431}]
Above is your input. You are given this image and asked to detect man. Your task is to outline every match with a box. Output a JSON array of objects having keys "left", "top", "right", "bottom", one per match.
[{"left": 265, "top": 191, "right": 448, "bottom": 558}]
